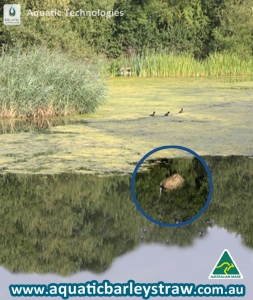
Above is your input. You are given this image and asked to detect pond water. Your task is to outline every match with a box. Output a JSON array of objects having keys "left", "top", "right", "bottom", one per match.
[
  {"left": 0, "top": 155, "right": 252, "bottom": 298},
  {"left": 0, "top": 77, "right": 252, "bottom": 174},
  {"left": 1, "top": 226, "right": 253, "bottom": 299},
  {"left": 0, "top": 77, "right": 252, "bottom": 298},
  {"left": 135, "top": 156, "right": 210, "bottom": 224}
]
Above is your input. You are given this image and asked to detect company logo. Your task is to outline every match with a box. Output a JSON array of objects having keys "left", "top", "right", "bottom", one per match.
[
  {"left": 9, "top": 6, "right": 16, "bottom": 16},
  {"left": 209, "top": 249, "right": 243, "bottom": 279},
  {"left": 3, "top": 4, "right": 21, "bottom": 25}
]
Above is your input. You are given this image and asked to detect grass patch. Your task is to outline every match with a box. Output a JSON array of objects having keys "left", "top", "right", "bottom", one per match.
[
  {"left": 108, "top": 52, "right": 253, "bottom": 77},
  {"left": 0, "top": 47, "right": 107, "bottom": 119}
]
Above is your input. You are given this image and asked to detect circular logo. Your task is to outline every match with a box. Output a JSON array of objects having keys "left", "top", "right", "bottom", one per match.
[{"left": 131, "top": 145, "right": 213, "bottom": 227}]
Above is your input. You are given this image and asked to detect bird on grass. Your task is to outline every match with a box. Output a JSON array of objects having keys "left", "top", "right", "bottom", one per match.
[
  {"left": 164, "top": 111, "right": 170, "bottom": 116},
  {"left": 150, "top": 111, "right": 155, "bottom": 116},
  {"left": 178, "top": 108, "right": 183, "bottom": 113},
  {"left": 157, "top": 174, "right": 185, "bottom": 202}
]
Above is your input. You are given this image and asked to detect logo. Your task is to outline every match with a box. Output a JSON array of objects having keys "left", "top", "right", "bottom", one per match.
[
  {"left": 9, "top": 6, "right": 16, "bottom": 16},
  {"left": 3, "top": 4, "right": 21, "bottom": 25},
  {"left": 209, "top": 249, "right": 243, "bottom": 279}
]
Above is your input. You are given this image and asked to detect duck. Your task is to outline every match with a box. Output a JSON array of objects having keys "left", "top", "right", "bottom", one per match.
[
  {"left": 157, "top": 174, "right": 185, "bottom": 202},
  {"left": 150, "top": 111, "right": 155, "bottom": 116},
  {"left": 178, "top": 108, "right": 183, "bottom": 113},
  {"left": 164, "top": 111, "right": 170, "bottom": 116}
]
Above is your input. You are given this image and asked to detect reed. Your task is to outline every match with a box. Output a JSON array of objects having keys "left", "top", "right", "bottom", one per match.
[
  {"left": 108, "top": 52, "right": 253, "bottom": 77},
  {"left": 0, "top": 47, "right": 107, "bottom": 119}
]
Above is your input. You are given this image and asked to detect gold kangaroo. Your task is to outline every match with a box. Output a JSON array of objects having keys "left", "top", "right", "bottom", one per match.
[{"left": 216, "top": 262, "right": 235, "bottom": 274}]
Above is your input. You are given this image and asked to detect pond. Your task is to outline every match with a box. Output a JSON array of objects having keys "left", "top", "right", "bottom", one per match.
[
  {"left": 0, "top": 77, "right": 252, "bottom": 298},
  {"left": 1, "top": 226, "right": 252, "bottom": 299},
  {"left": 135, "top": 156, "right": 210, "bottom": 224},
  {"left": 0, "top": 77, "right": 252, "bottom": 174}
]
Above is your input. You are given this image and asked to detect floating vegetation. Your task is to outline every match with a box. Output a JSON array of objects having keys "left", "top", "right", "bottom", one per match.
[{"left": 0, "top": 118, "right": 89, "bottom": 134}]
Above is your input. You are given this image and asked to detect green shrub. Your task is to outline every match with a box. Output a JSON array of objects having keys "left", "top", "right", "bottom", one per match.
[{"left": 0, "top": 47, "right": 107, "bottom": 118}]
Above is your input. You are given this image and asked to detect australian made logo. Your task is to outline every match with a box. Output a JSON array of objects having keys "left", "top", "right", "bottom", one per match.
[
  {"left": 209, "top": 249, "right": 243, "bottom": 279},
  {"left": 3, "top": 4, "right": 21, "bottom": 25}
]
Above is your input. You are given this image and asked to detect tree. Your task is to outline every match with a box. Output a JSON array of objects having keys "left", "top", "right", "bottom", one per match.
[{"left": 212, "top": 0, "right": 253, "bottom": 57}]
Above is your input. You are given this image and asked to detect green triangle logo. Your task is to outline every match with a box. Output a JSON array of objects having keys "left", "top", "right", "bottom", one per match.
[{"left": 209, "top": 249, "right": 243, "bottom": 279}]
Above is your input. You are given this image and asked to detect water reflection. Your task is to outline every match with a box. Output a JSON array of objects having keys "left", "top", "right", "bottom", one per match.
[
  {"left": 135, "top": 157, "right": 209, "bottom": 224},
  {"left": 0, "top": 156, "right": 252, "bottom": 276},
  {"left": 0, "top": 118, "right": 89, "bottom": 134},
  {"left": 1, "top": 226, "right": 252, "bottom": 300}
]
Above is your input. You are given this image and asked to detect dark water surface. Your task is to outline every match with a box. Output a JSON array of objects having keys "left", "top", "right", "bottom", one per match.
[{"left": 135, "top": 157, "right": 209, "bottom": 224}]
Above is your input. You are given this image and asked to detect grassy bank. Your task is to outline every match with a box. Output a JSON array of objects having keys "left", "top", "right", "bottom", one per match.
[
  {"left": 108, "top": 52, "right": 253, "bottom": 77},
  {"left": 1, "top": 47, "right": 252, "bottom": 120},
  {"left": 0, "top": 48, "right": 107, "bottom": 119}
]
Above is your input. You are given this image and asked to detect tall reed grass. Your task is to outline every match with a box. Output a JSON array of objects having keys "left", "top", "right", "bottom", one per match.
[
  {"left": 108, "top": 52, "right": 253, "bottom": 77},
  {"left": 0, "top": 48, "right": 107, "bottom": 119}
]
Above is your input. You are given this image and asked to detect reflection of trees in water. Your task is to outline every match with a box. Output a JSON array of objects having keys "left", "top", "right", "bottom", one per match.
[
  {"left": 0, "top": 118, "right": 88, "bottom": 134},
  {"left": 135, "top": 157, "right": 209, "bottom": 223},
  {"left": 204, "top": 155, "right": 253, "bottom": 247},
  {"left": 0, "top": 156, "right": 252, "bottom": 275},
  {"left": 0, "top": 173, "right": 138, "bottom": 275}
]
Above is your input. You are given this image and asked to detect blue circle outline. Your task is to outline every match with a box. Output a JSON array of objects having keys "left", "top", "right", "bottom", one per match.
[{"left": 131, "top": 145, "right": 213, "bottom": 227}]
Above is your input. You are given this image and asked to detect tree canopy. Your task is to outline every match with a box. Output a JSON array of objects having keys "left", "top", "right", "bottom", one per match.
[{"left": 1, "top": 0, "right": 252, "bottom": 58}]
